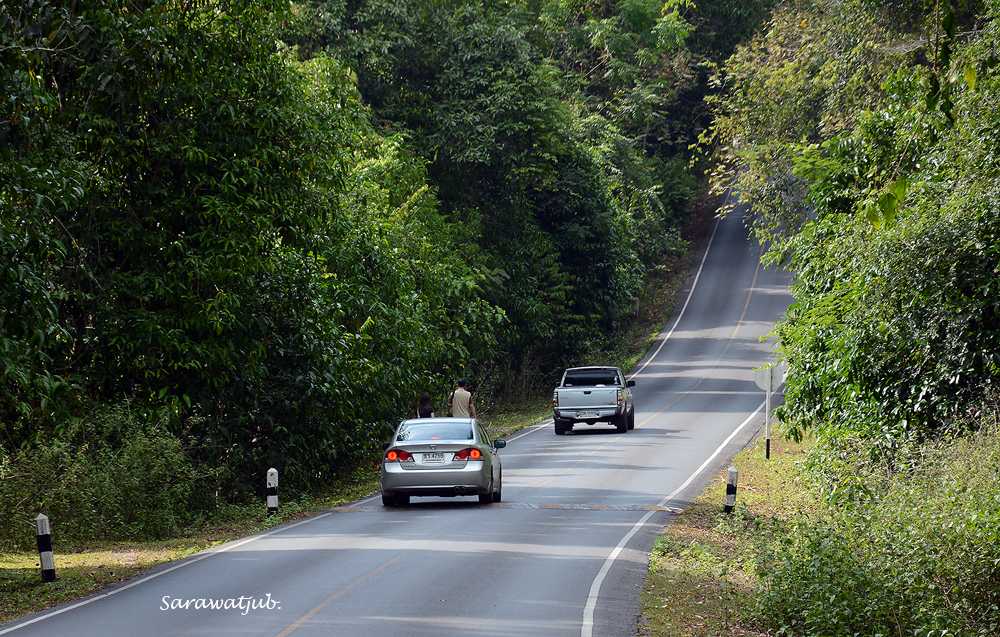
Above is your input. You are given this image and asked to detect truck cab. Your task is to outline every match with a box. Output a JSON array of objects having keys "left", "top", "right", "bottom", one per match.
[{"left": 552, "top": 366, "right": 635, "bottom": 435}]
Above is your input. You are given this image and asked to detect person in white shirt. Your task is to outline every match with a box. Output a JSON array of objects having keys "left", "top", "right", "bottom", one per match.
[{"left": 448, "top": 379, "right": 476, "bottom": 418}]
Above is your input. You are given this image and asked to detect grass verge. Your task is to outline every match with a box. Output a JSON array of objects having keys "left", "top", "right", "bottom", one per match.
[{"left": 640, "top": 432, "right": 816, "bottom": 637}]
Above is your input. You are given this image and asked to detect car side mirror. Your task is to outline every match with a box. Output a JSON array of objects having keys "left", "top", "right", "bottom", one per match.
[
  {"left": 494, "top": 439, "right": 507, "bottom": 449},
  {"left": 626, "top": 379, "right": 636, "bottom": 387}
]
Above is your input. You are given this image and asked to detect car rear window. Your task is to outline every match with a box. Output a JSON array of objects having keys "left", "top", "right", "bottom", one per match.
[
  {"left": 563, "top": 370, "right": 619, "bottom": 386},
  {"left": 396, "top": 422, "right": 474, "bottom": 442}
]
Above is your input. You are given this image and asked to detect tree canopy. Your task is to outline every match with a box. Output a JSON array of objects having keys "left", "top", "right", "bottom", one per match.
[{"left": 1, "top": 0, "right": 767, "bottom": 540}]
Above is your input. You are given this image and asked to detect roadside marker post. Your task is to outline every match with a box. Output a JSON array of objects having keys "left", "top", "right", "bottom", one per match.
[
  {"left": 35, "top": 514, "right": 56, "bottom": 582},
  {"left": 753, "top": 361, "right": 787, "bottom": 460},
  {"left": 723, "top": 466, "right": 738, "bottom": 513},
  {"left": 765, "top": 382, "right": 771, "bottom": 459},
  {"left": 266, "top": 468, "right": 279, "bottom": 516}
]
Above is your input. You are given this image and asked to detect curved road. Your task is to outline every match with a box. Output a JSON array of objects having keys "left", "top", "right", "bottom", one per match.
[{"left": 1, "top": 207, "right": 792, "bottom": 637}]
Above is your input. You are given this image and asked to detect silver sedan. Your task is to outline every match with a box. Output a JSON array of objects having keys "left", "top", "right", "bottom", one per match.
[{"left": 380, "top": 418, "right": 506, "bottom": 506}]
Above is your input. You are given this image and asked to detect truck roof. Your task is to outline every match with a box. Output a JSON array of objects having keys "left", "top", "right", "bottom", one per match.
[{"left": 564, "top": 366, "right": 619, "bottom": 371}]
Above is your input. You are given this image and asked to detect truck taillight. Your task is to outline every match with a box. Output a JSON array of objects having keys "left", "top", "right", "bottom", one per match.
[
  {"left": 552, "top": 391, "right": 559, "bottom": 408},
  {"left": 617, "top": 389, "right": 625, "bottom": 405}
]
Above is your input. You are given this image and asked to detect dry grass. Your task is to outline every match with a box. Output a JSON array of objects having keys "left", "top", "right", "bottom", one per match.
[
  {"left": 1, "top": 543, "right": 202, "bottom": 623},
  {"left": 640, "top": 433, "right": 816, "bottom": 636},
  {"left": 482, "top": 397, "right": 553, "bottom": 439}
]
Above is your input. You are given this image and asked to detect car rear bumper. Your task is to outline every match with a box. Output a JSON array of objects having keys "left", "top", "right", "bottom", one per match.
[{"left": 380, "top": 461, "right": 491, "bottom": 495}]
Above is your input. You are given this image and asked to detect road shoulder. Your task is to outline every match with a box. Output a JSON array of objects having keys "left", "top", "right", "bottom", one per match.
[{"left": 640, "top": 433, "right": 815, "bottom": 636}]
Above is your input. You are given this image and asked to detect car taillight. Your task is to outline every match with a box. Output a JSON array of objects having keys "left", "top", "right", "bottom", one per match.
[
  {"left": 617, "top": 389, "right": 625, "bottom": 405},
  {"left": 453, "top": 447, "right": 483, "bottom": 461},
  {"left": 385, "top": 449, "right": 414, "bottom": 463}
]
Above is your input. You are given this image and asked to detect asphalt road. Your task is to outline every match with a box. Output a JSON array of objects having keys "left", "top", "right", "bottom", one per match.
[{"left": 2, "top": 207, "right": 792, "bottom": 637}]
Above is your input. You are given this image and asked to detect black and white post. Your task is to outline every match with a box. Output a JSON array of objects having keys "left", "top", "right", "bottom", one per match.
[
  {"left": 35, "top": 513, "right": 56, "bottom": 582},
  {"left": 765, "top": 380, "right": 771, "bottom": 460},
  {"left": 266, "top": 467, "right": 279, "bottom": 516},
  {"left": 723, "top": 466, "right": 738, "bottom": 514}
]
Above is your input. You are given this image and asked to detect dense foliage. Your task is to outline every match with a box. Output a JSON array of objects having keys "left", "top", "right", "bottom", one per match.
[
  {"left": 709, "top": 0, "right": 1000, "bottom": 634},
  {"left": 0, "top": 0, "right": 500, "bottom": 541},
  {"left": 710, "top": 0, "right": 1000, "bottom": 463},
  {"left": 0, "top": 0, "right": 765, "bottom": 544},
  {"left": 287, "top": 0, "right": 774, "bottom": 388}
]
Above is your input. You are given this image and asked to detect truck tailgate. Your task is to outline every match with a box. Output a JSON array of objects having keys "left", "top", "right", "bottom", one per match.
[{"left": 557, "top": 387, "right": 618, "bottom": 409}]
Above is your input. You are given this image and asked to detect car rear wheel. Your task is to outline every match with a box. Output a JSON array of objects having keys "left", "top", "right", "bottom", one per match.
[
  {"left": 382, "top": 492, "right": 409, "bottom": 507},
  {"left": 492, "top": 471, "right": 502, "bottom": 502},
  {"left": 479, "top": 481, "right": 494, "bottom": 505}
]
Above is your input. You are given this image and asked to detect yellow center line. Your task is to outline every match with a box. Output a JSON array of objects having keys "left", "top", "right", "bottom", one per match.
[{"left": 273, "top": 556, "right": 401, "bottom": 637}]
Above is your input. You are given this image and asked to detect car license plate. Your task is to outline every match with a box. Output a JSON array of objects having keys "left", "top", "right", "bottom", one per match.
[
  {"left": 577, "top": 411, "right": 598, "bottom": 419},
  {"left": 422, "top": 452, "right": 445, "bottom": 463}
]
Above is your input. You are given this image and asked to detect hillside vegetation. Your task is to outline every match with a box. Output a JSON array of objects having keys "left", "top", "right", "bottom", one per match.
[
  {"left": 0, "top": 0, "right": 770, "bottom": 547},
  {"left": 698, "top": 0, "right": 1000, "bottom": 634}
]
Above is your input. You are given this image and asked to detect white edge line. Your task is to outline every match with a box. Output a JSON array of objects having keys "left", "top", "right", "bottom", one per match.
[
  {"left": 628, "top": 217, "right": 721, "bottom": 381},
  {"left": 579, "top": 400, "right": 764, "bottom": 637},
  {"left": 504, "top": 420, "right": 552, "bottom": 443},
  {"left": 0, "top": 511, "right": 340, "bottom": 636}
]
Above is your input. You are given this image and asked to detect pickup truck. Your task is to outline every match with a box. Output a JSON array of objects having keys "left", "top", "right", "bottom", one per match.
[{"left": 552, "top": 366, "right": 635, "bottom": 435}]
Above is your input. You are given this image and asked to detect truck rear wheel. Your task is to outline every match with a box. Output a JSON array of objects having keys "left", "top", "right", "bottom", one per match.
[
  {"left": 628, "top": 410, "right": 635, "bottom": 430},
  {"left": 615, "top": 414, "right": 628, "bottom": 433},
  {"left": 554, "top": 419, "right": 571, "bottom": 435}
]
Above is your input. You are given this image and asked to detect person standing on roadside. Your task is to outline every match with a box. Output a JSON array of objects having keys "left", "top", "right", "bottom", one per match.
[
  {"left": 448, "top": 379, "right": 476, "bottom": 418},
  {"left": 416, "top": 392, "right": 435, "bottom": 418}
]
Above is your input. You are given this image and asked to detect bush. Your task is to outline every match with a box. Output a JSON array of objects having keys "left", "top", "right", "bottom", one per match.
[
  {"left": 754, "top": 409, "right": 1000, "bottom": 637},
  {"left": 0, "top": 406, "right": 200, "bottom": 550},
  {"left": 706, "top": 0, "right": 1000, "bottom": 460}
]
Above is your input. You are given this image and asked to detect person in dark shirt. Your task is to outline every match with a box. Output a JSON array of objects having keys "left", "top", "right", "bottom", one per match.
[{"left": 416, "top": 392, "right": 435, "bottom": 418}]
